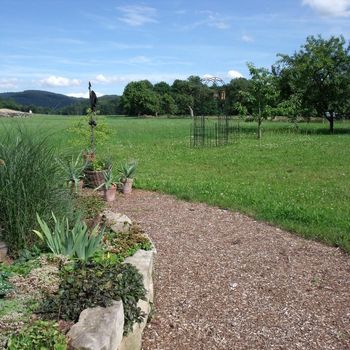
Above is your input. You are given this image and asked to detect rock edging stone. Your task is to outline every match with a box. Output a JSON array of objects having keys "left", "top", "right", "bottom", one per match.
[{"left": 68, "top": 211, "right": 156, "bottom": 350}]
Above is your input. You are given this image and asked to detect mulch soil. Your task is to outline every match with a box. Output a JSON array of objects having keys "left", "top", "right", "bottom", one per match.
[{"left": 112, "top": 190, "right": 350, "bottom": 350}]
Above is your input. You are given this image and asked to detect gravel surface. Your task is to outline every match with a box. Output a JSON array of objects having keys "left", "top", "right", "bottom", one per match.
[{"left": 113, "top": 190, "right": 350, "bottom": 350}]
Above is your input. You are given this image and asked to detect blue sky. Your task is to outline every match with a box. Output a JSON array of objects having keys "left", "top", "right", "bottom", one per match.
[{"left": 1, "top": 0, "right": 350, "bottom": 97}]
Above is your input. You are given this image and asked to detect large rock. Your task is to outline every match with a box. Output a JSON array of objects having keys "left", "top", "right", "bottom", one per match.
[
  {"left": 119, "top": 249, "right": 155, "bottom": 350},
  {"left": 101, "top": 210, "right": 132, "bottom": 233},
  {"left": 68, "top": 301, "right": 124, "bottom": 350},
  {"left": 0, "top": 241, "right": 7, "bottom": 262}
]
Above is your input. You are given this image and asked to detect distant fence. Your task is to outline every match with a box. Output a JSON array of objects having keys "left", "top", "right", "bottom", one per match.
[{"left": 190, "top": 115, "right": 238, "bottom": 147}]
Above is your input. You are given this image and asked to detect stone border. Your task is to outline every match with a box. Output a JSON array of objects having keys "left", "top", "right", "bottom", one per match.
[{"left": 68, "top": 212, "right": 156, "bottom": 350}]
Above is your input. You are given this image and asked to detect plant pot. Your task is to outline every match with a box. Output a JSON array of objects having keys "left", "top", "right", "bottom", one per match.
[
  {"left": 84, "top": 170, "right": 105, "bottom": 189},
  {"left": 104, "top": 185, "right": 117, "bottom": 202},
  {"left": 122, "top": 178, "right": 133, "bottom": 194}
]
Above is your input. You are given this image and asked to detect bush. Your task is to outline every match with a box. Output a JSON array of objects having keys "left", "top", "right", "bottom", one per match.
[
  {"left": 0, "top": 126, "right": 74, "bottom": 256},
  {"left": 7, "top": 320, "right": 67, "bottom": 350},
  {"left": 38, "top": 261, "right": 146, "bottom": 334}
]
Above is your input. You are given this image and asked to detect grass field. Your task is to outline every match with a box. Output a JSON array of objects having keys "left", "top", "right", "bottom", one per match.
[{"left": 1, "top": 115, "right": 350, "bottom": 252}]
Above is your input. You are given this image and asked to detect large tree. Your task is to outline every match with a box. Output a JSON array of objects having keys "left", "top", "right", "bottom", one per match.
[
  {"left": 121, "top": 80, "right": 159, "bottom": 116},
  {"left": 275, "top": 35, "right": 350, "bottom": 133}
]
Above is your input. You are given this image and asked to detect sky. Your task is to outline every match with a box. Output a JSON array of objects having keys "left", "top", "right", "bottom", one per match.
[{"left": 1, "top": 0, "right": 350, "bottom": 97}]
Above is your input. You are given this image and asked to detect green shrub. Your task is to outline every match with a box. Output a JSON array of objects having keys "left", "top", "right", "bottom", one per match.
[
  {"left": 38, "top": 261, "right": 146, "bottom": 334},
  {"left": 0, "top": 126, "right": 74, "bottom": 256},
  {"left": 7, "top": 320, "right": 67, "bottom": 350},
  {"left": 33, "top": 213, "right": 104, "bottom": 261},
  {"left": 0, "top": 271, "right": 13, "bottom": 298}
]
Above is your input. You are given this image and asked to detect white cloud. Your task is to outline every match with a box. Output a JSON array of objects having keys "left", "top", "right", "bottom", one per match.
[
  {"left": 67, "top": 91, "right": 103, "bottom": 98},
  {"left": 40, "top": 76, "right": 80, "bottom": 87},
  {"left": 227, "top": 70, "right": 244, "bottom": 79},
  {"left": 0, "top": 78, "right": 18, "bottom": 89},
  {"left": 93, "top": 73, "right": 188, "bottom": 86},
  {"left": 203, "top": 74, "right": 214, "bottom": 79},
  {"left": 242, "top": 34, "right": 254, "bottom": 43},
  {"left": 128, "top": 55, "right": 152, "bottom": 64},
  {"left": 117, "top": 5, "right": 158, "bottom": 26},
  {"left": 200, "top": 11, "right": 230, "bottom": 29},
  {"left": 302, "top": 0, "right": 350, "bottom": 17}
]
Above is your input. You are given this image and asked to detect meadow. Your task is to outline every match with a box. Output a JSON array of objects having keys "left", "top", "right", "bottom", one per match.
[{"left": 1, "top": 115, "right": 350, "bottom": 252}]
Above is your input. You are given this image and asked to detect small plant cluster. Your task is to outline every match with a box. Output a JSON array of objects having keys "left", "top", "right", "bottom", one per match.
[
  {"left": 103, "top": 225, "right": 152, "bottom": 256},
  {"left": 7, "top": 320, "right": 67, "bottom": 350},
  {"left": 33, "top": 213, "right": 104, "bottom": 261},
  {"left": 38, "top": 261, "right": 146, "bottom": 334},
  {"left": 0, "top": 272, "right": 13, "bottom": 298}
]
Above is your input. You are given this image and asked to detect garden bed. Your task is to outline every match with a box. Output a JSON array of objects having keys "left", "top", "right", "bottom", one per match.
[{"left": 0, "top": 205, "right": 155, "bottom": 350}]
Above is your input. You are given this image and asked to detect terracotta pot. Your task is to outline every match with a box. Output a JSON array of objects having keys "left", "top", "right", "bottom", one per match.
[
  {"left": 84, "top": 170, "right": 105, "bottom": 189},
  {"left": 104, "top": 185, "right": 117, "bottom": 202},
  {"left": 122, "top": 178, "right": 134, "bottom": 194}
]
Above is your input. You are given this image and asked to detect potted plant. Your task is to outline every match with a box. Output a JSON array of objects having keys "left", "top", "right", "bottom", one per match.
[
  {"left": 57, "top": 153, "right": 86, "bottom": 194},
  {"left": 84, "top": 158, "right": 111, "bottom": 189},
  {"left": 118, "top": 161, "right": 137, "bottom": 194},
  {"left": 95, "top": 169, "right": 117, "bottom": 202}
]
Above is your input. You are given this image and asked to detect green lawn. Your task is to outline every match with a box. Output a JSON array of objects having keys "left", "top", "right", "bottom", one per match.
[{"left": 1, "top": 115, "right": 350, "bottom": 252}]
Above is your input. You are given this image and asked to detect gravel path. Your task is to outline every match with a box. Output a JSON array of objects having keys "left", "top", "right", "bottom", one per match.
[{"left": 113, "top": 190, "right": 350, "bottom": 350}]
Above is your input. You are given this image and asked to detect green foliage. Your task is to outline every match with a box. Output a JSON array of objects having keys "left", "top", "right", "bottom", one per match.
[
  {"left": 118, "top": 161, "right": 137, "bottom": 180},
  {"left": 84, "top": 158, "right": 111, "bottom": 171},
  {"left": 240, "top": 63, "right": 278, "bottom": 139},
  {"left": 68, "top": 112, "right": 111, "bottom": 151},
  {"left": 74, "top": 193, "right": 106, "bottom": 220},
  {"left": 33, "top": 213, "right": 104, "bottom": 261},
  {"left": 0, "top": 271, "right": 13, "bottom": 297},
  {"left": 39, "top": 261, "right": 146, "bottom": 334},
  {"left": 7, "top": 320, "right": 67, "bottom": 350},
  {"left": 122, "top": 80, "right": 160, "bottom": 116},
  {"left": 56, "top": 152, "right": 86, "bottom": 192},
  {"left": 275, "top": 35, "right": 350, "bottom": 132},
  {"left": 95, "top": 168, "right": 118, "bottom": 190},
  {"left": 0, "top": 126, "right": 74, "bottom": 257}
]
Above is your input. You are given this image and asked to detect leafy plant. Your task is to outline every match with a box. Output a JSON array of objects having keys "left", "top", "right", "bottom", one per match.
[
  {"left": 0, "top": 271, "right": 13, "bottom": 298},
  {"left": 74, "top": 193, "right": 106, "bottom": 220},
  {"left": 95, "top": 168, "right": 118, "bottom": 190},
  {"left": 7, "top": 320, "right": 67, "bottom": 350},
  {"left": 0, "top": 126, "right": 74, "bottom": 257},
  {"left": 38, "top": 261, "right": 146, "bottom": 334},
  {"left": 118, "top": 161, "right": 137, "bottom": 180},
  {"left": 56, "top": 152, "right": 86, "bottom": 193},
  {"left": 84, "top": 158, "right": 111, "bottom": 171},
  {"left": 33, "top": 213, "right": 104, "bottom": 261}
]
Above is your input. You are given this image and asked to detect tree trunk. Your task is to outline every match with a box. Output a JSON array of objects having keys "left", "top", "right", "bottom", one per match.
[
  {"left": 325, "top": 111, "right": 335, "bottom": 133},
  {"left": 257, "top": 118, "right": 262, "bottom": 139},
  {"left": 188, "top": 106, "right": 194, "bottom": 118},
  {"left": 257, "top": 101, "right": 262, "bottom": 139},
  {"left": 329, "top": 115, "right": 334, "bottom": 133}
]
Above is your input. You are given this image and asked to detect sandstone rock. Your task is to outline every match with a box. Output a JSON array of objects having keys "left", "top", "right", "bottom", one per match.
[
  {"left": 119, "top": 249, "right": 155, "bottom": 350},
  {"left": 0, "top": 241, "right": 7, "bottom": 262},
  {"left": 101, "top": 210, "right": 132, "bottom": 233},
  {"left": 68, "top": 301, "right": 124, "bottom": 350}
]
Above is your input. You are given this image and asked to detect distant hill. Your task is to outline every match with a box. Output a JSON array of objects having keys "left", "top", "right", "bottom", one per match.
[
  {"left": 0, "top": 90, "right": 82, "bottom": 110},
  {"left": 0, "top": 90, "right": 122, "bottom": 115}
]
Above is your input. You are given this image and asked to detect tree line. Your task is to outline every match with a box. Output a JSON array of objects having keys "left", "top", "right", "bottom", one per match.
[{"left": 121, "top": 35, "right": 350, "bottom": 135}]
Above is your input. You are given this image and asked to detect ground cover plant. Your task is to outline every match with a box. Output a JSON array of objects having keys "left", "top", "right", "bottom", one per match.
[{"left": 1, "top": 115, "right": 348, "bottom": 252}]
